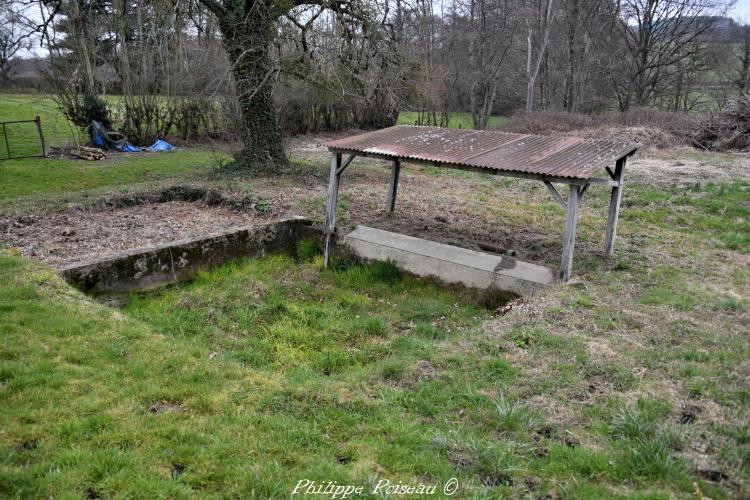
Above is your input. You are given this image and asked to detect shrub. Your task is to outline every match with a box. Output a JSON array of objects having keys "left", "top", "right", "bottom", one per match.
[
  {"left": 118, "top": 95, "right": 174, "bottom": 144},
  {"left": 56, "top": 93, "right": 113, "bottom": 130},
  {"left": 504, "top": 111, "right": 596, "bottom": 135},
  {"left": 574, "top": 105, "right": 750, "bottom": 151},
  {"left": 503, "top": 108, "right": 700, "bottom": 149},
  {"left": 80, "top": 95, "right": 112, "bottom": 129},
  {"left": 173, "top": 97, "right": 238, "bottom": 141}
]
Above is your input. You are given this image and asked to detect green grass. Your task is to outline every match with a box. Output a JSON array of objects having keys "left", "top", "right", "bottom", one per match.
[
  {"left": 0, "top": 94, "right": 82, "bottom": 151},
  {"left": 1, "top": 252, "right": 494, "bottom": 497},
  {"left": 624, "top": 180, "right": 750, "bottom": 253},
  {"left": 0, "top": 93, "right": 171, "bottom": 153},
  {"left": 1, "top": 99, "right": 749, "bottom": 496},
  {"left": 0, "top": 94, "right": 214, "bottom": 157},
  {"left": 0, "top": 149, "right": 225, "bottom": 213},
  {"left": 294, "top": 238, "right": 321, "bottom": 261},
  {"left": 0, "top": 94, "right": 227, "bottom": 213},
  {"left": 397, "top": 111, "right": 507, "bottom": 129},
  {"left": 2, "top": 243, "right": 748, "bottom": 497}
]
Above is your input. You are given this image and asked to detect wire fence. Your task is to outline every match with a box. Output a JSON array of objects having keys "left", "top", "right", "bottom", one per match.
[{"left": 0, "top": 117, "right": 47, "bottom": 160}]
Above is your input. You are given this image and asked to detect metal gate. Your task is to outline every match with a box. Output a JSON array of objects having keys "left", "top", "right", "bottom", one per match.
[{"left": 0, "top": 116, "right": 47, "bottom": 160}]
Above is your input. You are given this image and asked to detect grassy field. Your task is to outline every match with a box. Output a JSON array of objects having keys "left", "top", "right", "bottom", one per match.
[
  {"left": 1, "top": 225, "right": 746, "bottom": 498},
  {"left": 0, "top": 94, "right": 505, "bottom": 157},
  {"left": 0, "top": 94, "right": 81, "bottom": 153},
  {"left": 396, "top": 111, "right": 507, "bottom": 129},
  {"left": 0, "top": 252, "right": 489, "bottom": 497},
  {"left": 0, "top": 94, "right": 227, "bottom": 213},
  {"left": 0, "top": 93, "right": 166, "bottom": 151},
  {"left": 1, "top": 173, "right": 749, "bottom": 497},
  {"left": 0, "top": 150, "right": 225, "bottom": 214},
  {"left": 1, "top": 94, "right": 749, "bottom": 497}
]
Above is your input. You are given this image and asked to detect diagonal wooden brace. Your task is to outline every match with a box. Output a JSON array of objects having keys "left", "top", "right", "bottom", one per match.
[{"left": 544, "top": 181, "right": 566, "bottom": 210}]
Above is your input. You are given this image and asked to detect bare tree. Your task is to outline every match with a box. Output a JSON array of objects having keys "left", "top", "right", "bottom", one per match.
[
  {"left": 4, "top": 0, "right": 740, "bottom": 142},
  {"left": 730, "top": 22, "right": 750, "bottom": 92},
  {"left": 525, "top": 0, "right": 554, "bottom": 112},
  {"left": 613, "top": 0, "right": 730, "bottom": 110},
  {"left": 448, "top": 0, "right": 515, "bottom": 129},
  {"left": 558, "top": 0, "right": 611, "bottom": 112},
  {"left": 0, "top": 6, "right": 30, "bottom": 85}
]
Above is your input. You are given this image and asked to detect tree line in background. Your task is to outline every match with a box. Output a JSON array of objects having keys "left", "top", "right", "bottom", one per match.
[{"left": 0, "top": 0, "right": 745, "bottom": 164}]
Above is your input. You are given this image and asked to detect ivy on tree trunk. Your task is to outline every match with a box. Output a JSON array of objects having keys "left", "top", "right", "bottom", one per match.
[
  {"left": 201, "top": 0, "right": 368, "bottom": 167},
  {"left": 204, "top": 0, "right": 287, "bottom": 166}
]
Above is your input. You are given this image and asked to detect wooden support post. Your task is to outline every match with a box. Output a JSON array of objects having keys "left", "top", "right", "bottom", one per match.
[
  {"left": 603, "top": 157, "right": 626, "bottom": 257},
  {"left": 385, "top": 158, "right": 401, "bottom": 215},
  {"left": 560, "top": 184, "right": 581, "bottom": 282},
  {"left": 323, "top": 152, "right": 342, "bottom": 267}
]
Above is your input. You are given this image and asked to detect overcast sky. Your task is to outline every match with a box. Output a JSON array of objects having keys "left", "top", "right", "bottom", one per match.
[
  {"left": 731, "top": 0, "right": 750, "bottom": 21},
  {"left": 14, "top": 0, "right": 750, "bottom": 59}
]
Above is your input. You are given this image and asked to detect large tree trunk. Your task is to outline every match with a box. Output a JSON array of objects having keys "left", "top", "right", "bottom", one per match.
[{"left": 218, "top": 5, "right": 286, "bottom": 166}]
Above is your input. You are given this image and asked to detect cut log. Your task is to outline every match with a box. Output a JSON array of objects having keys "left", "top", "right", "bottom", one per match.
[{"left": 71, "top": 146, "right": 107, "bottom": 161}]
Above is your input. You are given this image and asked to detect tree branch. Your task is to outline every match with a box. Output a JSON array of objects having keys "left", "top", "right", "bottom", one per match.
[{"left": 198, "top": 0, "right": 226, "bottom": 17}]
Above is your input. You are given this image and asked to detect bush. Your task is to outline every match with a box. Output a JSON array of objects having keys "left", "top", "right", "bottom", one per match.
[
  {"left": 518, "top": 106, "right": 750, "bottom": 151},
  {"left": 504, "top": 111, "right": 597, "bottom": 135},
  {"left": 173, "top": 97, "right": 238, "bottom": 141},
  {"left": 115, "top": 96, "right": 241, "bottom": 144},
  {"left": 117, "top": 95, "right": 174, "bottom": 144},
  {"left": 56, "top": 93, "right": 113, "bottom": 130},
  {"left": 80, "top": 95, "right": 112, "bottom": 129},
  {"left": 503, "top": 108, "right": 699, "bottom": 149}
]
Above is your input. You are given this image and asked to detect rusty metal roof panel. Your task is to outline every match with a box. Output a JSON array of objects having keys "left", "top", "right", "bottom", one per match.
[{"left": 326, "top": 125, "right": 638, "bottom": 180}]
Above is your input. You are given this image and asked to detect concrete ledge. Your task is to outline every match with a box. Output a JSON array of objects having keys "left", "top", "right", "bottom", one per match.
[
  {"left": 60, "top": 218, "right": 552, "bottom": 298},
  {"left": 343, "top": 226, "right": 555, "bottom": 296},
  {"left": 61, "top": 217, "right": 318, "bottom": 295}
]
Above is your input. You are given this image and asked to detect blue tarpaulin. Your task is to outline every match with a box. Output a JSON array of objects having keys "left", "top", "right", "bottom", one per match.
[
  {"left": 145, "top": 139, "right": 174, "bottom": 151},
  {"left": 88, "top": 121, "right": 174, "bottom": 153},
  {"left": 119, "top": 143, "right": 141, "bottom": 152}
]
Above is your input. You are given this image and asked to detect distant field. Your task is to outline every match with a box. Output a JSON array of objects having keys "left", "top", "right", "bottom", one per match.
[
  {"left": 0, "top": 94, "right": 225, "bottom": 210},
  {"left": 0, "top": 94, "right": 180, "bottom": 155},
  {"left": 397, "top": 111, "right": 507, "bottom": 129},
  {"left": 0, "top": 150, "right": 224, "bottom": 211},
  {"left": 0, "top": 95, "right": 508, "bottom": 157},
  {"left": 0, "top": 94, "right": 81, "bottom": 153}
]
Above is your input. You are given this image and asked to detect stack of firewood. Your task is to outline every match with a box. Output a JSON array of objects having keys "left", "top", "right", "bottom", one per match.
[{"left": 71, "top": 146, "right": 107, "bottom": 161}]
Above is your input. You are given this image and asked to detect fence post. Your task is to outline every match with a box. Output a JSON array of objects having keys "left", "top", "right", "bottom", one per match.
[
  {"left": 35, "top": 116, "right": 47, "bottom": 157},
  {"left": 2, "top": 123, "right": 10, "bottom": 159}
]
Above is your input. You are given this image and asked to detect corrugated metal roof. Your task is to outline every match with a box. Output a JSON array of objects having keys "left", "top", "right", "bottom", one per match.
[{"left": 326, "top": 126, "right": 638, "bottom": 180}]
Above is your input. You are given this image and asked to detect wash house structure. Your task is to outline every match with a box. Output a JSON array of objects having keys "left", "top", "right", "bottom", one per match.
[{"left": 323, "top": 126, "right": 638, "bottom": 282}]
